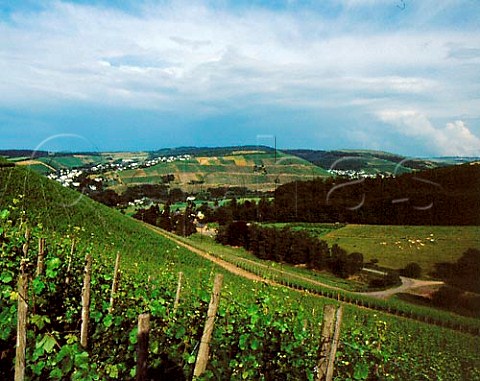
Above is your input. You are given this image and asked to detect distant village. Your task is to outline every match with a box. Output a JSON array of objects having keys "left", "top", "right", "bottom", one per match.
[
  {"left": 47, "top": 154, "right": 192, "bottom": 188},
  {"left": 326, "top": 169, "right": 385, "bottom": 179}
]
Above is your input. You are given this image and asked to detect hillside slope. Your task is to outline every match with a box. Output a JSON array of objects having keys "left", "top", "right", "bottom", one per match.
[
  {"left": 0, "top": 165, "right": 212, "bottom": 280},
  {"left": 116, "top": 150, "right": 329, "bottom": 192}
]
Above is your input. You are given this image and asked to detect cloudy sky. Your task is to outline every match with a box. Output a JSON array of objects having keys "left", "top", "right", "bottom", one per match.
[{"left": 0, "top": 0, "right": 479, "bottom": 156}]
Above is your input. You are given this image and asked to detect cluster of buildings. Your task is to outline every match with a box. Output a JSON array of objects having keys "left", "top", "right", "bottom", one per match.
[
  {"left": 143, "top": 154, "right": 192, "bottom": 167},
  {"left": 327, "top": 169, "right": 384, "bottom": 179},
  {"left": 47, "top": 169, "right": 86, "bottom": 188},
  {"left": 45, "top": 153, "right": 193, "bottom": 188},
  {"left": 127, "top": 197, "right": 149, "bottom": 207}
]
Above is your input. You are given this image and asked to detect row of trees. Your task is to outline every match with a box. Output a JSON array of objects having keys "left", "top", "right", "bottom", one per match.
[{"left": 216, "top": 222, "right": 364, "bottom": 279}]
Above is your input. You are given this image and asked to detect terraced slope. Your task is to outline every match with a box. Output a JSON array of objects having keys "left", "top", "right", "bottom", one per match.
[{"left": 116, "top": 150, "right": 330, "bottom": 191}]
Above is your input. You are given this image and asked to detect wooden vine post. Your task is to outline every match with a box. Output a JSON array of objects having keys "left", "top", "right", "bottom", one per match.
[
  {"left": 136, "top": 313, "right": 150, "bottom": 381},
  {"left": 316, "top": 305, "right": 343, "bottom": 381},
  {"left": 65, "top": 239, "right": 76, "bottom": 286},
  {"left": 108, "top": 252, "right": 121, "bottom": 314},
  {"left": 173, "top": 272, "right": 183, "bottom": 314},
  {"left": 80, "top": 253, "right": 93, "bottom": 348},
  {"left": 36, "top": 237, "right": 46, "bottom": 277},
  {"left": 193, "top": 273, "right": 223, "bottom": 378},
  {"left": 15, "top": 261, "right": 28, "bottom": 381},
  {"left": 22, "top": 229, "right": 30, "bottom": 258}
]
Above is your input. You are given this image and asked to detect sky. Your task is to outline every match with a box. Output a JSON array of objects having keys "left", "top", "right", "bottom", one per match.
[{"left": 0, "top": 0, "right": 479, "bottom": 156}]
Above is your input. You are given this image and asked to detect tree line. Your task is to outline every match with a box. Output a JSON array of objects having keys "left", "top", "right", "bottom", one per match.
[{"left": 216, "top": 221, "right": 365, "bottom": 279}]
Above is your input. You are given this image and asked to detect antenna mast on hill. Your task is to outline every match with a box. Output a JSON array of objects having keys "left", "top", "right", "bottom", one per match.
[{"left": 274, "top": 136, "right": 277, "bottom": 163}]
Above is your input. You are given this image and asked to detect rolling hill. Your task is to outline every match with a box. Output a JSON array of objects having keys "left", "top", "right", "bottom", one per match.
[
  {"left": 285, "top": 148, "right": 479, "bottom": 174},
  {"left": 115, "top": 150, "right": 329, "bottom": 192},
  {"left": 0, "top": 164, "right": 211, "bottom": 280}
]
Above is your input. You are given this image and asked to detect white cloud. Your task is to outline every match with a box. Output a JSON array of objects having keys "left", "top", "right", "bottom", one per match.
[
  {"left": 442, "top": 120, "right": 480, "bottom": 156},
  {"left": 376, "top": 110, "right": 480, "bottom": 156},
  {"left": 0, "top": 1, "right": 478, "bottom": 122},
  {"left": 0, "top": 2, "right": 472, "bottom": 108}
]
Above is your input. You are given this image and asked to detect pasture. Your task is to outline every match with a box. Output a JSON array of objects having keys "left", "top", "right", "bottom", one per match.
[{"left": 320, "top": 224, "right": 480, "bottom": 276}]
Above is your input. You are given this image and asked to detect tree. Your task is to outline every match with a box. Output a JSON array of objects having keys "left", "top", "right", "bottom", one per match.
[
  {"left": 172, "top": 201, "right": 197, "bottom": 236},
  {"left": 346, "top": 252, "right": 364, "bottom": 277},
  {"left": 329, "top": 244, "right": 349, "bottom": 278},
  {"left": 308, "top": 240, "right": 329, "bottom": 271},
  {"left": 133, "top": 205, "right": 160, "bottom": 226},
  {"left": 400, "top": 262, "right": 422, "bottom": 278},
  {"left": 225, "top": 221, "right": 250, "bottom": 247},
  {"left": 157, "top": 201, "right": 172, "bottom": 231},
  {"left": 434, "top": 248, "right": 480, "bottom": 293}
]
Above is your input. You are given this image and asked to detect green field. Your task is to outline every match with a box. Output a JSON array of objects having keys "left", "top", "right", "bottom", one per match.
[
  {"left": 263, "top": 222, "right": 345, "bottom": 236},
  {"left": 25, "top": 163, "right": 55, "bottom": 175},
  {"left": 177, "top": 232, "right": 480, "bottom": 333},
  {"left": 317, "top": 224, "right": 480, "bottom": 276},
  {"left": 34, "top": 155, "right": 107, "bottom": 170},
  {"left": 187, "top": 233, "right": 366, "bottom": 292}
]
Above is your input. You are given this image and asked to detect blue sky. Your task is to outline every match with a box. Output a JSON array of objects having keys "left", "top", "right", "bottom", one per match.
[{"left": 0, "top": 0, "right": 479, "bottom": 156}]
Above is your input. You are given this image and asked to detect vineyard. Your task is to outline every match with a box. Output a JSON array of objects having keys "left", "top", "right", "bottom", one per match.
[
  {"left": 1, "top": 166, "right": 480, "bottom": 379},
  {"left": 157, "top": 230, "right": 480, "bottom": 335},
  {"left": 1, "top": 211, "right": 479, "bottom": 380},
  {"left": 116, "top": 151, "right": 329, "bottom": 192}
]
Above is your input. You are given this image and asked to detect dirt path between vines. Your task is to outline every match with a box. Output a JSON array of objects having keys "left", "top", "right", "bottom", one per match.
[
  {"left": 145, "top": 224, "right": 444, "bottom": 299},
  {"left": 144, "top": 224, "right": 275, "bottom": 284}
]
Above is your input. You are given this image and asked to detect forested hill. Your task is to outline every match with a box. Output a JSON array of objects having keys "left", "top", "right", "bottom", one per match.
[
  {"left": 273, "top": 162, "right": 480, "bottom": 225},
  {"left": 284, "top": 149, "right": 467, "bottom": 173}
]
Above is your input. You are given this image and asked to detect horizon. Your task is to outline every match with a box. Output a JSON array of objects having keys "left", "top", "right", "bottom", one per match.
[
  {"left": 1, "top": 144, "right": 479, "bottom": 160},
  {"left": 1, "top": 0, "right": 479, "bottom": 156}
]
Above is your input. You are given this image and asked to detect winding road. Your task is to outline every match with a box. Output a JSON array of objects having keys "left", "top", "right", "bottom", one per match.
[{"left": 359, "top": 276, "right": 444, "bottom": 299}]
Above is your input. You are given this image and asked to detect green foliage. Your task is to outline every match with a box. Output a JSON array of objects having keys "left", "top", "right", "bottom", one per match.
[
  {"left": 185, "top": 233, "right": 480, "bottom": 334},
  {"left": 274, "top": 162, "right": 480, "bottom": 225},
  {"left": 0, "top": 212, "right": 480, "bottom": 380},
  {"left": 435, "top": 248, "right": 480, "bottom": 293}
]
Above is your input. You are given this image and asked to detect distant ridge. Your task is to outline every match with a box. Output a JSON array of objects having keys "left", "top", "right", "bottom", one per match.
[
  {"left": 0, "top": 149, "right": 50, "bottom": 158},
  {"left": 148, "top": 145, "right": 275, "bottom": 157},
  {"left": 284, "top": 149, "right": 480, "bottom": 173}
]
